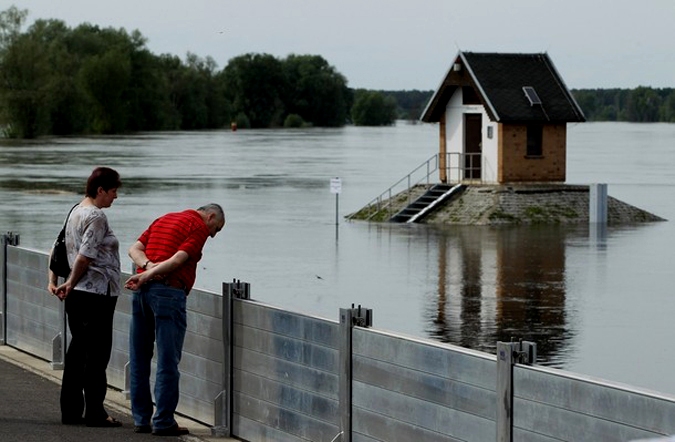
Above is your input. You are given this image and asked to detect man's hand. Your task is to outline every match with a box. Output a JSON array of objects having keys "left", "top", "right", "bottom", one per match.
[{"left": 125, "top": 273, "right": 150, "bottom": 291}]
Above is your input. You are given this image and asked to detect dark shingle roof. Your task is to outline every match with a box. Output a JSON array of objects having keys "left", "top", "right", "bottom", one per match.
[{"left": 421, "top": 51, "right": 586, "bottom": 123}]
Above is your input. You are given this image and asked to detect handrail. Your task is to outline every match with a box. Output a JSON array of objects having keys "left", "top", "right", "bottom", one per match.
[
  {"left": 347, "top": 152, "right": 483, "bottom": 221},
  {"left": 349, "top": 154, "right": 440, "bottom": 221}
]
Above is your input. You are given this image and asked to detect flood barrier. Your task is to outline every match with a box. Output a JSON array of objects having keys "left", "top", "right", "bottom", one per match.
[{"left": 2, "top": 232, "right": 675, "bottom": 441}]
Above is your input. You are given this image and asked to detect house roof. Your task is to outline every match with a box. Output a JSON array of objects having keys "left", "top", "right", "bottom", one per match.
[{"left": 420, "top": 51, "right": 586, "bottom": 123}]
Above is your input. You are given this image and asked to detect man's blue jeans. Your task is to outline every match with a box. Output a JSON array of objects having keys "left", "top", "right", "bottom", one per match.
[{"left": 129, "top": 282, "right": 187, "bottom": 430}]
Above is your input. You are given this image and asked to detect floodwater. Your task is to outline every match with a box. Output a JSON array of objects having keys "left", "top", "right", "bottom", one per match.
[{"left": 1, "top": 121, "right": 674, "bottom": 395}]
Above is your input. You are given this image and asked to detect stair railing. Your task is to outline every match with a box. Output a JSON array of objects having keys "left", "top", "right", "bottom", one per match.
[
  {"left": 350, "top": 154, "right": 440, "bottom": 221},
  {"left": 348, "top": 152, "right": 484, "bottom": 221}
]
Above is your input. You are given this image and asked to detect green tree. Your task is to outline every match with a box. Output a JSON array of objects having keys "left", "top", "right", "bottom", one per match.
[
  {"left": 0, "top": 6, "right": 27, "bottom": 52},
  {"left": 156, "top": 54, "right": 188, "bottom": 129},
  {"left": 283, "top": 113, "right": 306, "bottom": 128},
  {"left": 221, "top": 53, "right": 286, "bottom": 128},
  {"left": 282, "top": 54, "right": 349, "bottom": 127},
  {"left": 0, "top": 15, "right": 164, "bottom": 136},
  {"left": 0, "top": 16, "right": 55, "bottom": 137},
  {"left": 571, "top": 90, "right": 598, "bottom": 121},
  {"left": 625, "top": 86, "right": 661, "bottom": 122},
  {"left": 43, "top": 21, "right": 90, "bottom": 135},
  {"left": 68, "top": 24, "right": 146, "bottom": 133},
  {"left": 660, "top": 90, "right": 675, "bottom": 123},
  {"left": 381, "top": 89, "right": 433, "bottom": 120},
  {"left": 351, "top": 90, "right": 397, "bottom": 126},
  {"left": 123, "top": 36, "right": 175, "bottom": 132},
  {"left": 176, "top": 53, "right": 209, "bottom": 130},
  {"left": 77, "top": 49, "right": 131, "bottom": 133},
  {"left": 180, "top": 53, "right": 230, "bottom": 130}
]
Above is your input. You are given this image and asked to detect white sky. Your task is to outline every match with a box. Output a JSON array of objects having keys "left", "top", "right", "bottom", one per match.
[{"left": 9, "top": 0, "right": 675, "bottom": 90}]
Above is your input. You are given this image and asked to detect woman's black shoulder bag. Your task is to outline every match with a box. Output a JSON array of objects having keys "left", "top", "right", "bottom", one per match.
[{"left": 49, "top": 204, "right": 77, "bottom": 278}]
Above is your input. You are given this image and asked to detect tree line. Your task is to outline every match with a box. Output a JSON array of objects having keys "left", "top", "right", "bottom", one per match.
[
  {"left": 0, "top": 6, "right": 412, "bottom": 138},
  {"left": 571, "top": 88, "right": 675, "bottom": 122}
]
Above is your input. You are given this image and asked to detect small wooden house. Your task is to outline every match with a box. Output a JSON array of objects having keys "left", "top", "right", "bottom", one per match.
[{"left": 421, "top": 51, "right": 585, "bottom": 184}]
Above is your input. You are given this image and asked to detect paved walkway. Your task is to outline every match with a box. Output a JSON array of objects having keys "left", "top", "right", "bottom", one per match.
[{"left": 0, "top": 345, "right": 236, "bottom": 442}]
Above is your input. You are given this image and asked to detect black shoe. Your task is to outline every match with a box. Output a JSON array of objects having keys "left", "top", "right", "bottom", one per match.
[
  {"left": 86, "top": 417, "right": 123, "bottom": 427},
  {"left": 152, "top": 423, "right": 189, "bottom": 436},
  {"left": 134, "top": 425, "right": 152, "bottom": 433},
  {"left": 62, "top": 416, "right": 85, "bottom": 425}
]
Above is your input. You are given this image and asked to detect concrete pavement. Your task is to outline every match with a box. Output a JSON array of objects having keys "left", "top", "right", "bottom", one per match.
[{"left": 0, "top": 345, "right": 237, "bottom": 442}]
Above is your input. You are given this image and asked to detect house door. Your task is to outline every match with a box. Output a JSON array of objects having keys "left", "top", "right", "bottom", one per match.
[{"left": 464, "top": 114, "right": 482, "bottom": 180}]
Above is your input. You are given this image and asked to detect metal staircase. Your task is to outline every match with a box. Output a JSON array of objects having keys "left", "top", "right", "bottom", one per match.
[
  {"left": 389, "top": 183, "right": 466, "bottom": 223},
  {"left": 346, "top": 153, "right": 474, "bottom": 222}
]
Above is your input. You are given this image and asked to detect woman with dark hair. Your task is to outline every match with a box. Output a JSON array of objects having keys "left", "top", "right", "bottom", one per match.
[{"left": 48, "top": 166, "right": 123, "bottom": 427}]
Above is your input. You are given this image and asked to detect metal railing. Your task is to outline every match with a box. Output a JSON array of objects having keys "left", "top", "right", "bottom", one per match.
[
  {"left": 347, "top": 154, "right": 440, "bottom": 222},
  {"left": 348, "top": 152, "right": 483, "bottom": 221}
]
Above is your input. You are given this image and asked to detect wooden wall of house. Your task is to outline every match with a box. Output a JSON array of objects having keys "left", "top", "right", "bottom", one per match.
[{"left": 497, "top": 123, "right": 567, "bottom": 183}]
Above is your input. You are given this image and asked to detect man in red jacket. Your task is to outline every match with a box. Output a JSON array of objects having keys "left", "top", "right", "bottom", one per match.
[{"left": 125, "top": 203, "right": 225, "bottom": 436}]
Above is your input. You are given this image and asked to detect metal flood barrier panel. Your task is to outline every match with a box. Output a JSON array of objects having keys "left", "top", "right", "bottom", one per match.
[
  {"left": 230, "top": 300, "right": 342, "bottom": 441},
  {"left": 513, "top": 364, "right": 675, "bottom": 441},
  {"left": 224, "top": 296, "right": 499, "bottom": 442},
  {"left": 3, "top": 243, "right": 65, "bottom": 363},
  {"left": 174, "top": 285, "right": 224, "bottom": 424},
  {"left": 351, "top": 328, "right": 497, "bottom": 442}
]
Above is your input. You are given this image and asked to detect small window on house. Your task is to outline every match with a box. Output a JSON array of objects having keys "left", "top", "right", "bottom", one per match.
[
  {"left": 462, "top": 87, "right": 481, "bottom": 105},
  {"left": 526, "top": 124, "right": 543, "bottom": 157}
]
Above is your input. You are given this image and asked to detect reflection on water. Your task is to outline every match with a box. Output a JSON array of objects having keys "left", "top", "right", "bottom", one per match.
[
  {"left": 494, "top": 227, "right": 571, "bottom": 366},
  {"left": 413, "top": 226, "right": 577, "bottom": 367}
]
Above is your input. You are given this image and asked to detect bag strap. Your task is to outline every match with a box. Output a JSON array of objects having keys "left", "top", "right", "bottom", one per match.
[{"left": 61, "top": 204, "right": 78, "bottom": 230}]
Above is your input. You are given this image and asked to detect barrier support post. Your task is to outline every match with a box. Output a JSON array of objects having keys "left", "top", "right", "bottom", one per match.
[
  {"left": 496, "top": 340, "right": 536, "bottom": 442},
  {"left": 339, "top": 304, "right": 373, "bottom": 442},
  {"left": 212, "top": 279, "right": 249, "bottom": 437},
  {"left": 1, "top": 233, "right": 19, "bottom": 346}
]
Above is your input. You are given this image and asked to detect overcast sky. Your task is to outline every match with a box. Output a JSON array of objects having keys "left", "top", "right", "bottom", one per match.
[{"left": 10, "top": 0, "right": 675, "bottom": 91}]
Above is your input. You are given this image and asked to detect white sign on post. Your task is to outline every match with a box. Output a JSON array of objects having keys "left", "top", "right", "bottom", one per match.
[
  {"left": 330, "top": 177, "right": 341, "bottom": 226},
  {"left": 330, "top": 177, "right": 342, "bottom": 194}
]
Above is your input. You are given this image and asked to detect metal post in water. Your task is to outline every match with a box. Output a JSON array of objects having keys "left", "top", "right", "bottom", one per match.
[{"left": 589, "top": 183, "right": 608, "bottom": 224}]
